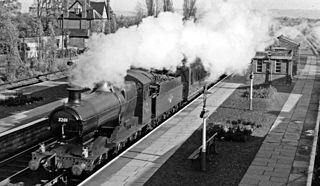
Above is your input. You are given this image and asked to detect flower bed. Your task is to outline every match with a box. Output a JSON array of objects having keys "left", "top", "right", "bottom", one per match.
[{"left": 209, "top": 119, "right": 258, "bottom": 142}]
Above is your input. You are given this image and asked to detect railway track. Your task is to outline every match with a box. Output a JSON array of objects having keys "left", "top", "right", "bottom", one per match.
[
  {"left": 0, "top": 138, "right": 57, "bottom": 186},
  {"left": 2, "top": 75, "right": 227, "bottom": 186}
]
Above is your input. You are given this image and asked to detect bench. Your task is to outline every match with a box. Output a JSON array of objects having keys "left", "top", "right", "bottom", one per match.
[{"left": 188, "top": 132, "right": 218, "bottom": 162}]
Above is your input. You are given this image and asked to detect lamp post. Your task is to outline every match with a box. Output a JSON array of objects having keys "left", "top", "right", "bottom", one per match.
[{"left": 200, "top": 84, "right": 210, "bottom": 171}]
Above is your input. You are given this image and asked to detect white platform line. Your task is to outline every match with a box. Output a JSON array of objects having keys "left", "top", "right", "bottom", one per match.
[
  {"left": 307, "top": 100, "right": 320, "bottom": 186},
  {"left": 0, "top": 117, "right": 47, "bottom": 138}
]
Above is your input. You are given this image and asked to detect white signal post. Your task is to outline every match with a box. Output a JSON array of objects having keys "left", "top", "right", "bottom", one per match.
[
  {"left": 200, "top": 84, "right": 211, "bottom": 171},
  {"left": 250, "top": 71, "right": 253, "bottom": 111},
  {"left": 249, "top": 60, "right": 254, "bottom": 111}
]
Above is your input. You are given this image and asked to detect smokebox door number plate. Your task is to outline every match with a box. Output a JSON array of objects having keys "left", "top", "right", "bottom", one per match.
[{"left": 58, "top": 118, "right": 69, "bottom": 122}]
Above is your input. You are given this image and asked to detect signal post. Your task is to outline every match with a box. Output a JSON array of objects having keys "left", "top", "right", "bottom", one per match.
[{"left": 200, "top": 85, "right": 211, "bottom": 171}]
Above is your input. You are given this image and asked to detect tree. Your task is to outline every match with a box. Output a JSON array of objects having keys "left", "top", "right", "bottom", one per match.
[
  {"left": 145, "top": 0, "right": 163, "bottom": 17},
  {"left": 0, "top": 0, "right": 21, "bottom": 17},
  {"left": 44, "top": 22, "right": 58, "bottom": 72},
  {"left": 14, "top": 13, "right": 39, "bottom": 38},
  {"left": 0, "top": 5, "right": 22, "bottom": 81},
  {"left": 33, "top": 0, "right": 63, "bottom": 35},
  {"left": 134, "top": 1, "right": 147, "bottom": 24},
  {"left": 163, "top": 0, "right": 173, "bottom": 12},
  {"left": 183, "top": 0, "right": 197, "bottom": 20}
]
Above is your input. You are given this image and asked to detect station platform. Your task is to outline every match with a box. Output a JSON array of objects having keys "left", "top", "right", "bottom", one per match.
[
  {"left": 0, "top": 80, "right": 67, "bottom": 100},
  {"left": 240, "top": 56, "right": 320, "bottom": 186},
  {"left": 0, "top": 80, "right": 68, "bottom": 136},
  {"left": 80, "top": 80, "right": 242, "bottom": 186},
  {"left": 0, "top": 98, "right": 67, "bottom": 137},
  {"left": 81, "top": 56, "right": 320, "bottom": 186}
]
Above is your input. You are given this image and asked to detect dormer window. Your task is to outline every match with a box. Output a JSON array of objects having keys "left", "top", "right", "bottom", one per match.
[{"left": 75, "top": 8, "right": 81, "bottom": 15}]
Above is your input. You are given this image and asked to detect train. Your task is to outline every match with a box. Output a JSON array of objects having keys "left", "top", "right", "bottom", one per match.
[{"left": 28, "top": 59, "right": 209, "bottom": 176}]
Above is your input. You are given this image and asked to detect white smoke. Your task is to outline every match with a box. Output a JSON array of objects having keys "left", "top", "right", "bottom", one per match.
[
  {"left": 270, "top": 19, "right": 310, "bottom": 40},
  {"left": 71, "top": 0, "right": 272, "bottom": 88},
  {"left": 312, "top": 26, "right": 320, "bottom": 39}
]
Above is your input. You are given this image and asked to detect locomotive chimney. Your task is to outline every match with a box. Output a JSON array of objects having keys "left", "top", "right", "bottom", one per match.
[{"left": 67, "top": 88, "right": 82, "bottom": 104}]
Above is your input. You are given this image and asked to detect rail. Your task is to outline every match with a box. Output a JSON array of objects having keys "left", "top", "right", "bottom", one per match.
[
  {"left": 0, "top": 70, "right": 68, "bottom": 91},
  {"left": 0, "top": 138, "right": 57, "bottom": 186}
]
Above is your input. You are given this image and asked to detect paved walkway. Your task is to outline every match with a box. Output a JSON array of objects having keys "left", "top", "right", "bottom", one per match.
[
  {"left": 80, "top": 81, "right": 242, "bottom": 186},
  {"left": 240, "top": 56, "right": 320, "bottom": 186}
]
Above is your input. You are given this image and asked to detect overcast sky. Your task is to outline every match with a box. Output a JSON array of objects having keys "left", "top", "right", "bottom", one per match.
[{"left": 19, "top": 0, "right": 320, "bottom": 13}]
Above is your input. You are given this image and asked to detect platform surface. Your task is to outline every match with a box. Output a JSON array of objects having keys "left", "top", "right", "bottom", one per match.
[
  {"left": 81, "top": 80, "right": 241, "bottom": 186},
  {"left": 240, "top": 56, "right": 320, "bottom": 186}
]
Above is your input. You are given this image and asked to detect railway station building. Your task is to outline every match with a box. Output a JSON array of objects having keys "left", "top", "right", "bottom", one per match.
[
  {"left": 251, "top": 47, "right": 293, "bottom": 85},
  {"left": 251, "top": 35, "right": 300, "bottom": 85},
  {"left": 277, "top": 35, "right": 300, "bottom": 75}
]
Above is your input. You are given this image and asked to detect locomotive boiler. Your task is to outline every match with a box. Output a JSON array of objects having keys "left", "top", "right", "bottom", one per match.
[
  {"left": 29, "top": 61, "right": 208, "bottom": 176},
  {"left": 48, "top": 82, "right": 137, "bottom": 142}
]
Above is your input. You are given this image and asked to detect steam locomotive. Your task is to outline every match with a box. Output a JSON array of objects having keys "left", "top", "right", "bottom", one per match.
[{"left": 28, "top": 60, "right": 208, "bottom": 176}]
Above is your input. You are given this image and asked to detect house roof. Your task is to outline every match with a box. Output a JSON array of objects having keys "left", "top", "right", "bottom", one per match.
[
  {"left": 253, "top": 50, "right": 293, "bottom": 61},
  {"left": 58, "top": 0, "right": 111, "bottom": 20},
  {"left": 64, "top": 9, "right": 101, "bottom": 20},
  {"left": 90, "top": 1, "right": 106, "bottom": 16},
  {"left": 277, "top": 35, "right": 300, "bottom": 47}
]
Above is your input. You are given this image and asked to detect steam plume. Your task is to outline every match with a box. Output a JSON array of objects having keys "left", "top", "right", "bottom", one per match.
[{"left": 71, "top": 0, "right": 271, "bottom": 88}]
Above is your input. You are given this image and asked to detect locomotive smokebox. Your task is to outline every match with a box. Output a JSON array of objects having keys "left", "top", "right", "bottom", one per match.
[{"left": 67, "top": 87, "right": 83, "bottom": 104}]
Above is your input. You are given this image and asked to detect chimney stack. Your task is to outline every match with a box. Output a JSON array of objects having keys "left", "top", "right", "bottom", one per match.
[
  {"left": 106, "top": 0, "right": 111, "bottom": 20},
  {"left": 65, "top": 0, "right": 69, "bottom": 17},
  {"left": 67, "top": 88, "right": 83, "bottom": 104},
  {"left": 82, "top": 0, "right": 87, "bottom": 18}
]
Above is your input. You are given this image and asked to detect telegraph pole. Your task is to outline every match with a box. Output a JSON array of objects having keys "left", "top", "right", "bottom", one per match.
[{"left": 200, "top": 84, "right": 210, "bottom": 171}]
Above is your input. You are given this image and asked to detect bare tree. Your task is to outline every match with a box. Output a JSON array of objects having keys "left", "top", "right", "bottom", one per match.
[
  {"left": 163, "top": 0, "right": 173, "bottom": 12},
  {"left": 145, "top": 0, "right": 155, "bottom": 16},
  {"left": 32, "top": 0, "right": 63, "bottom": 68},
  {"left": 183, "top": 0, "right": 197, "bottom": 20},
  {"left": 145, "top": 0, "right": 163, "bottom": 17},
  {"left": 134, "top": 1, "right": 146, "bottom": 23}
]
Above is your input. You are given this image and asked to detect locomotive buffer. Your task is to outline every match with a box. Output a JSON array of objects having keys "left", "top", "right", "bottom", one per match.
[{"left": 199, "top": 84, "right": 211, "bottom": 171}]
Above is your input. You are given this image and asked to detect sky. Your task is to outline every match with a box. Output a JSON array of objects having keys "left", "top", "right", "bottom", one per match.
[{"left": 19, "top": 0, "right": 320, "bottom": 13}]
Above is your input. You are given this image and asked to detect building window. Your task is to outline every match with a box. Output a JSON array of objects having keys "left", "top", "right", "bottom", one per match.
[
  {"left": 74, "top": 8, "right": 81, "bottom": 15},
  {"left": 256, "top": 60, "right": 262, "bottom": 73},
  {"left": 275, "top": 61, "right": 281, "bottom": 73}
]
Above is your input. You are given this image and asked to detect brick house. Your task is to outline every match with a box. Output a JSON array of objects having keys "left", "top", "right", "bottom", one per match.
[
  {"left": 58, "top": 0, "right": 116, "bottom": 49},
  {"left": 277, "top": 35, "right": 300, "bottom": 75},
  {"left": 251, "top": 46, "right": 293, "bottom": 85}
]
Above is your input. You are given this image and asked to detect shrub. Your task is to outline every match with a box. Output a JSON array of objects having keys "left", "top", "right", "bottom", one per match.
[{"left": 243, "top": 85, "right": 277, "bottom": 99}]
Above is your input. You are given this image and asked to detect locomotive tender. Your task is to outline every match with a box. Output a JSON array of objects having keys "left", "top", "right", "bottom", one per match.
[{"left": 29, "top": 60, "right": 207, "bottom": 176}]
